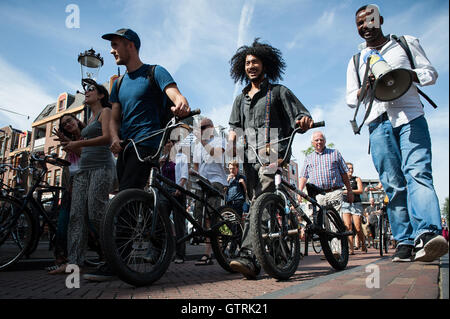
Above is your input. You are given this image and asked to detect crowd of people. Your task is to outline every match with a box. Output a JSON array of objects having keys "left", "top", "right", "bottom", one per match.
[{"left": 45, "top": 3, "right": 447, "bottom": 283}]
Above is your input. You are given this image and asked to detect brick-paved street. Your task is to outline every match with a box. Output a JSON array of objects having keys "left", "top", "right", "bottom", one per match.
[{"left": 0, "top": 242, "right": 447, "bottom": 300}]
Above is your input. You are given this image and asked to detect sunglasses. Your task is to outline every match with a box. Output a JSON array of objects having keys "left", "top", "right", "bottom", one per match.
[
  {"left": 201, "top": 125, "right": 212, "bottom": 130},
  {"left": 86, "top": 85, "right": 97, "bottom": 92}
]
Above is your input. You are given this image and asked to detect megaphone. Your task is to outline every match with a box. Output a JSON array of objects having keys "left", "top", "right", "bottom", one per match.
[{"left": 364, "top": 50, "right": 412, "bottom": 101}]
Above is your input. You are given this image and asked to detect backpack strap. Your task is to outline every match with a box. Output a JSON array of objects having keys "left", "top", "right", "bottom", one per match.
[
  {"left": 391, "top": 35, "right": 438, "bottom": 109},
  {"left": 353, "top": 53, "right": 362, "bottom": 88}
]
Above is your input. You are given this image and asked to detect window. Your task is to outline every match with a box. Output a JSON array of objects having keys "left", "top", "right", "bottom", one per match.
[
  {"left": 46, "top": 171, "right": 52, "bottom": 185},
  {"left": 54, "top": 170, "right": 61, "bottom": 186},
  {"left": 57, "top": 93, "right": 67, "bottom": 112},
  {"left": 57, "top": 146, "right": 63, "bottom": 158},
  {"left": 51, "top": 121, "right": 58, "bottom": 136}
]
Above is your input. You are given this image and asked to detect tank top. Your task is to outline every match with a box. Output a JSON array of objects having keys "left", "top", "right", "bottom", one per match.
[
  {"left": 344, "top": 176, "right": 361, "bottom": 203},
  {"left": 79, "top": 110, "right": 114, "bottom": 170}
]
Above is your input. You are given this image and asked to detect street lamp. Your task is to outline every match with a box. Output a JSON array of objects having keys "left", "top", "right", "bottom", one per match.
[
  {"left": 77, "top": 48, "right": 104, "bottom": 90},
  {"left": 77, "top": 48, "right": 103, "bottom": 122}
]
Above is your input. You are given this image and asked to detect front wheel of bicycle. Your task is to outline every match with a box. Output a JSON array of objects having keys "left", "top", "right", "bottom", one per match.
[
  {"left": 318, "top": 206, "right": 349, "bottom": 270},
  {"left": 0, "top": 196, "right": 37, "bottom": 271},
  {"left": 250, "top": 193, "right": 301, "bottom": 280},
  {"left": 210, "top": 206, "right": 244, "bottom": 273},
  {"left": 100, "top": 189, "right": 174, "bottom": 287}
]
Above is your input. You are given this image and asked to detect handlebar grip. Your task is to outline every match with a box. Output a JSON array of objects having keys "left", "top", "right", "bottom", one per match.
[
  {"left": 178, "top": 108, "right": 201, "bottom": 121},
  {"left": 120, "top": 139, "right": 130, "bottom": 148},
  {"left": 189, "top": 108, "right": 201, "bottom": 116},
  {"left": 312, "top": 121, "right": 325, "bottom": 128}
]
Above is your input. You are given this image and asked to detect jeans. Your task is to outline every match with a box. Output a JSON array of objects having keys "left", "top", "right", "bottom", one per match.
[{"left": 369, "top": 115, "right": 441, "bottom": 246}]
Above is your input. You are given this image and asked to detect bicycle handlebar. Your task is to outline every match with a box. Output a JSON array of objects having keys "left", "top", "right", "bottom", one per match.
[
  {"left": 122, "top": 109, "right": 201, "bottom": 163},
  {"left": 248, "top": 120, "right": 325, "bottom": 167},
  {"left": 30, "top": 153, "right": 71, "bottom": 167}
]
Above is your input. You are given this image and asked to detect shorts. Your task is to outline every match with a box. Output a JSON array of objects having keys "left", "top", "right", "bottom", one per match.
[{"left": 341, "top": 201, "right": 363, "bottom": 216}]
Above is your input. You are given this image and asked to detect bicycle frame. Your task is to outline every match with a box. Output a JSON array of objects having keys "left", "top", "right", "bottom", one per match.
[
  {"left": 120, "top": 109, "right": 230, "bottom": 244},
  {"left": 245, "top": 121, "right": 352, "bottom": 251},
  {"left": 147, "top": 168, "right": 227, "bottom": 245},
  {"left": 0, "top": 155, "right": 68, "bottom": 245}
]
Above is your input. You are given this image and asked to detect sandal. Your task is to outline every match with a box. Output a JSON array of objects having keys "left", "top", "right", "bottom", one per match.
[
  {"left": 45, "top": 264, "right": 61, "bottom": 272},
  {"left": 195, "top": 255, "right": 213, "bottom": 266},
  {"left": 48, "top": 263, "right": 68, "bottom": 275}
]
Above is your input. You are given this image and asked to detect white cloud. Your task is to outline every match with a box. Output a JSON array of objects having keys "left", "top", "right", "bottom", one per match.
[
  {"left": 0, "top": 56, "right": 53, "bottom": 131},
  {"left": 233, "top": 0, "right": 257, "bottom": 98}
]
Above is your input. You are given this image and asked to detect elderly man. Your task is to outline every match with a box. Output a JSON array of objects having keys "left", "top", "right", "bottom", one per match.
[
  {"left": 298, "top": 131, "right": 353, "bottom": 257},
  {"left": 346, "top": 5, "right": 447, "bottom": 262},
  {"left": 192, "top": 117, "right": 228, "bottom": 265}
]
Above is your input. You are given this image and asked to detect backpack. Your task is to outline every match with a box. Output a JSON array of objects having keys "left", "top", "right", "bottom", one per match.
[
  {"left": 115, "top": 64, "right": 174, "bottom": 128},
  {"left": 352, "top": 35, "right": 437, "bottom": 109}
]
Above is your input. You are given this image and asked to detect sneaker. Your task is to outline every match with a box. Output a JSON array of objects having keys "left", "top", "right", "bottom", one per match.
[
  {"left": 229, "top": 257, "right": 258, "bottom": 280},
  {"left": 83, "top": 264, "right": 116, "bottom": 282},
  {"left": 414, "top": 233, "right": 449, "bottom": 262},
  {"left": 174, "top": 257, "right": 184, "bottom": 264},
  {"left": 392, "top": 245, "right": 414, "bottom": 262}
]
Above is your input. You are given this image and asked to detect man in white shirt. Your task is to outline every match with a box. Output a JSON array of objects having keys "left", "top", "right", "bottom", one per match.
[
  {"left": 192, "top": 118, "right": 228, "bottom": 265},
  {"left": 346, "top": 4, "right": 447, "bottom": 263}
]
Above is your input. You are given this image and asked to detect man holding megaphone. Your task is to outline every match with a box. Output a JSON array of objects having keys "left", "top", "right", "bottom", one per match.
[{"left": 345, "top": 4, "right": 447, "bottom": 263}]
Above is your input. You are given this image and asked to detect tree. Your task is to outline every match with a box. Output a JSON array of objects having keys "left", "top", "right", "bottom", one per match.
[{"left": 301, "top": 143, "right": 334, "bottom": 156}]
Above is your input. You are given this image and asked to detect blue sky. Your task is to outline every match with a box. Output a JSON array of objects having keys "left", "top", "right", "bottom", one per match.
[{"left": 0, "top": 0, "right": 448, "bottom": 205}]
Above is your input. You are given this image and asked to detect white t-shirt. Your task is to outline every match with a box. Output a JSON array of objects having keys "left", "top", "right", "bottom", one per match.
[
  {"left": 175, "top": 151, "right": 189, "bottom": 188},
  {"left": 193, "top": 136, "right": 227, "bottom": 186},
  {"left": 346, "top": 35, "right": 438, "bottom": 128}
]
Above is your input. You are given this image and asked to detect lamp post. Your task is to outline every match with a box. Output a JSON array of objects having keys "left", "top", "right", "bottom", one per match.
[{"left": 77, "top": 48, "right": 103, "bottom": 123}]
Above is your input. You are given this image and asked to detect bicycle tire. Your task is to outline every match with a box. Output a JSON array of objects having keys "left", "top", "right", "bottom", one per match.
[
  {"left": 379, "top": 213, "right": 384, "bottom": 257},
  {"left": 100, "top": 189, "right": 174, "bottom": 287},
  {"left": 210, "top": 206, "right": 244, "bottom": 273},
  {"left": 250, "top": 193, "right": 301, "bottom": 280},
  {"left": 319, "top": 206, "right": 349, "bottom": 270},
  {"left": 0, "top": 196, "right": 37, "bottom": 271},
  {"left": 23, "top": 205, "right": 42, "bottom": 258},
  {"left": 311, "top": 234, "right": 322, "bottom": 254}
]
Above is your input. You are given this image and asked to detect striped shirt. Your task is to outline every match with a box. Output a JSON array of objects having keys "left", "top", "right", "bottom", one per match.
[{"left": 300, "top": 148, "right": 348, "bottom": 190}]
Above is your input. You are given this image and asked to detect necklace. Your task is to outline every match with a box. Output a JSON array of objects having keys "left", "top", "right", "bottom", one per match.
[{"left": 369, "top": 37, "right": 389, "bottom": 50}]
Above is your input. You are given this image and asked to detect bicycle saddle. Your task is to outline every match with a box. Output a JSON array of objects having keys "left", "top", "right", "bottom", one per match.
[
  {"left": 305, "top": 183, "right": 326, "bottom": 198},
  {"left": 190, "top": 170, "right": 224, "bottom": 199}
]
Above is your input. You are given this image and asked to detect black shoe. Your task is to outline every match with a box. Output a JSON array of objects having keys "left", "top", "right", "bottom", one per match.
[
  {"left": 229, "top": 257, "right": 258, "bottom": 280},
  {"left": 414, "top": 233, "right": 449, "bottom": 262},
  {"left": 83, "top": 264, "right": 116, "bottom": 282},
  {"left": 392, "top": 245, "right": 414, "bottom": 262}
]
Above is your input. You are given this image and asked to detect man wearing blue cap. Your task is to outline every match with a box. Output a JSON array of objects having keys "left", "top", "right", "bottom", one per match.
[
  {"left": 83, "top": 28, "right": 191, "bottom": 282},
  {"left": 102, "top": 28, "right": 190, "bottom": 191}
]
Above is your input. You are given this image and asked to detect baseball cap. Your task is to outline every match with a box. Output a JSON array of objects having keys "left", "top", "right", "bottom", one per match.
[{"left": 102, "top": 28, "right": 141, "bottom": 51}]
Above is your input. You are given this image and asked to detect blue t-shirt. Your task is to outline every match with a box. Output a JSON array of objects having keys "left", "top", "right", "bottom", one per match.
[
  {"left": 226, "top": 174, "right": 246, "bottom": 202},
  {"left": 110, "top": 64, "right": 175, "bottom": 148}
]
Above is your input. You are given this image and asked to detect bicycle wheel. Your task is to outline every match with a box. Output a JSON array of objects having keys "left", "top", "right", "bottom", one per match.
[
  {"left": 383, "top": 219, "right": 389, "bottom": 254},
  {"left": 0, "top": 196, "right": 37, "bottom": 271},
  {"left": 250, "top": 193, "right": 301, "bottom": 280},
  {"left": 210, "top": 206, "right": 243, "bottom": 272},
  {"left": 100, "top": 189, "right": 174, "bottom": 287},
  {"left": 311, "top": 234, "right": 322, "bottom": 254},
  {"left": 318, "top": 206, "right": 349, "bottom": 270},
  {"left": 379, "top": 213, "right": 384, "bottom": 257}
]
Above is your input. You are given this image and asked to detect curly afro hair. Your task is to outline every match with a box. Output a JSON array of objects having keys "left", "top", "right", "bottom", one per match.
[{"left": 229, "top": 38, "right": 286, "bottom": 85}]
